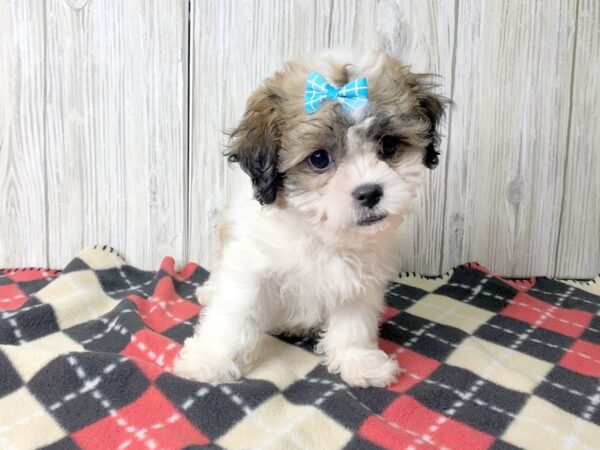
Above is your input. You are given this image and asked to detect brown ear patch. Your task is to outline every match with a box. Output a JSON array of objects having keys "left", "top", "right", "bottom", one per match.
[
  {"left": 226, "top": 83, "right": 283, "bottom": 205},
  {"left": 367, "top": 54, "right": 449, "bottom": 169},
  {"left": 417, "top": 86, "right": 449, "bottom": 169}
]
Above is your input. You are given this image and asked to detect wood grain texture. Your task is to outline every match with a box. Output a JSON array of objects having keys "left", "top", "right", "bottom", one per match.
[
  {"left": 188, "top": 0, "right": 456, "bottom": 272},
  {"left": 44, "top": 0, "right": 186, "bottom": 268},
  {"left": 556, "top": 0, "right": 600, "bottom": 278},
  {"left": 376, "top": 0, "right": 456, "bottom": 275},
  {"left": 442, "top": 0, "right": 577, "bottom": 277},
  {"left": 0, "top": 1, "right": 47, "bottom": 267},
  {"left": 188, "top": 0, "right": 334, "bottom": 268},
  {"left": 1, "top": 0, "right": 598, "bottom": 277}
]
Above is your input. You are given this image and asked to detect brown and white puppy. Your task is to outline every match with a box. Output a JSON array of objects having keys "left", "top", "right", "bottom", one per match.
[{"left": 174, "top": 50, "right": 447, "bottom": 387}]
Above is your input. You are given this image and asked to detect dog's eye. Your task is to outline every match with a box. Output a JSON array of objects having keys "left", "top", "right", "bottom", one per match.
[
  {"left": 308, "top": 150, "right": 332, "bottom": 171},
  {"left": 380, "top": 136, "right": 400, "bottom": 158}
]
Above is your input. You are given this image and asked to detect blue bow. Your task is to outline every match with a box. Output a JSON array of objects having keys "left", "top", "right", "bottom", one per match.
[{"left": 304, "top": 71, "right": 368, "bottom": 115}]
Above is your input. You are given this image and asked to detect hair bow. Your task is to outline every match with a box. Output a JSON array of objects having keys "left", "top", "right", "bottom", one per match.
[{"left": 304, "top": 71, "right": 368, "bottom": 115}]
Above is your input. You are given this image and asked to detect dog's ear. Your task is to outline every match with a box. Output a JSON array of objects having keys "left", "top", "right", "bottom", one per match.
[
  {"left": 415, "top": 81, "right": 449, "bottom": 169},
  {"left": 226, "top": 83, "right": 282, "bottom": 205}
]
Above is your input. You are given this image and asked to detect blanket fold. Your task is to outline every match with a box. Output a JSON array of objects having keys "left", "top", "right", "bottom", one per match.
[{"left": 0, "top": 246, "right": 599, "bottom": 450}]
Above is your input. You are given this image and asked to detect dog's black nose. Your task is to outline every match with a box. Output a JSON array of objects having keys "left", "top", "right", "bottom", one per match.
[{"left": 352, "top": 183, "right": 383, "bottom": 208}]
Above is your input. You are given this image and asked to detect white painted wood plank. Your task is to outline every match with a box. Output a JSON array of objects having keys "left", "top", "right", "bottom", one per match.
[
  {"left": 0, "top": 1, "right": 47, "bottom": 267},
  {"left": 556, "top": 0, "right": 600, "bottom": 278},
  {"left": 188, "top": 0, "right": 333, "bottom": 268},
  {"left": 375, "top": 0, "right": 456, "bottom": 275},
  {"left": 328, "top": 0, "right": 379, "bottom": 49},
  {"left": 2, "top": 0, "right": 592, "bottom": 277},
  {"left": 443, "top": 0, "right": 577, "bottom": 277},
  {"left": 44, "top": 0, "right": 186, "bottom": 269},
  {"left": 189, "top": 0, "right": 455, "bottom": 274}
]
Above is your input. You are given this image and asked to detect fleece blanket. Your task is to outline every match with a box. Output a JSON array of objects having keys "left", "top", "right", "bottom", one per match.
[{"left": 0, "top": 246, "right": 599, "bottom": 450}]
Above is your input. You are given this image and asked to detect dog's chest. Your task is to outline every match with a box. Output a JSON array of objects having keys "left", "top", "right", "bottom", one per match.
[{"left": 262, "top": 244, "right": 383, "bottom": 330}]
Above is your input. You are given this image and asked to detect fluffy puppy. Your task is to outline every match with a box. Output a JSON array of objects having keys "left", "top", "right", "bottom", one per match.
[{"left": 174, "top": 50, "right": 447, "bottom": 387}]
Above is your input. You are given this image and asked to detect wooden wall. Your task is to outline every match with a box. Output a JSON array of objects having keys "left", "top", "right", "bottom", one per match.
[{"left": 1, "top": 0, "right": 598, "bottom": 278}]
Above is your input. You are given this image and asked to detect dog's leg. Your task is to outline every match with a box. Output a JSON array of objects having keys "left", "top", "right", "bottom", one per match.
[
  {"left": 173, "top": 274, "right": 262, "bottom": 383},
  {"left": 318, "top": 286, "right": 400, "bottom": 387}
]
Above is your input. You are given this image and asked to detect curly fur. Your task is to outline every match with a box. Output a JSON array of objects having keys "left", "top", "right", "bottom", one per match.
[{"left": 175, "top": 49, "right": 447, "bottom": 387}]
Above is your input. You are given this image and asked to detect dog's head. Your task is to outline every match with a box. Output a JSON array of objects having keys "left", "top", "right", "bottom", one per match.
[{"left": 227, "top": 50, "right": 448, "bottom": 245}]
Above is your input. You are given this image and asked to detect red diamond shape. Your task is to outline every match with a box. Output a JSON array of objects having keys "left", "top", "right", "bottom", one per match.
[
  {"left": 3, "top": 268, "right": 59, "bottom": 282},
  {"left": 121, "top": 329, "right": 182, "bottom": 379},
  {"left": 159, "top": 257, "right": 201, "bottom": 281},
  {"left": 502, "top": 293, "right": 592, "bottom": 338},
  {"left": 72, "top": 386, "right": 210, "bottom": 449},
  {"left": 128, "top": 276, "right": 201, "bottom": 332},
  {"left": 360, "top": 395, "right": 494, "bottom": 450},
  {"left": 559, "top": 339, "right": 600, "bottom": 378},
  {"left": 380, "top": 339, "right": 441, "bottom": 393},
  {"left": 0, "top": 283, "right": 28, "bottom": 311}
]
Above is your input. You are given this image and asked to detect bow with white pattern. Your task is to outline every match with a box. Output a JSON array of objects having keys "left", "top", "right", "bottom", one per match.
[{"left": 304, "top": 71, "right": 368, "bottom": 115}]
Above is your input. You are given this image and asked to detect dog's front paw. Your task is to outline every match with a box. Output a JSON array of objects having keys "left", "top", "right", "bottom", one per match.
[
  {"left": 328, "top": 349, "right": 401, "bottom": 388},
  {"left": 173, "top": 338, "right": 241, "bottom": 383}
]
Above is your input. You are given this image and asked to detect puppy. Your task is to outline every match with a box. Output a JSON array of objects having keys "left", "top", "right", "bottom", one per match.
[{"left": 174, "top": 50, "right": 446, "bottom": 387}]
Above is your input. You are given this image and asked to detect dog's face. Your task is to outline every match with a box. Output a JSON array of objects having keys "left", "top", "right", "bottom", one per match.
[{"left": 227, "top": 51, "right": 447, "bottom": 246}]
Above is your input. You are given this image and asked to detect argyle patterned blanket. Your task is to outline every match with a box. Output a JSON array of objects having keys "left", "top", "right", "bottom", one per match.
[{"left": 1, "top": 246, "right": 599, "bottom": 450}]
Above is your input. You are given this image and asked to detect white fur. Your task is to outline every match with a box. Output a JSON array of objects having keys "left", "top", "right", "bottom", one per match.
[
  {"left": 175, "top": 155, "right": 424, "bottom": 387},
  {"left": 174, "top": 52, "right": 427, "bottom": 388}
]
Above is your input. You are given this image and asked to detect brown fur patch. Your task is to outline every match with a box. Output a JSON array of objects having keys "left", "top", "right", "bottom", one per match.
[{"left": 226, "top": 51, "right": 448, "bottom": 203}]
